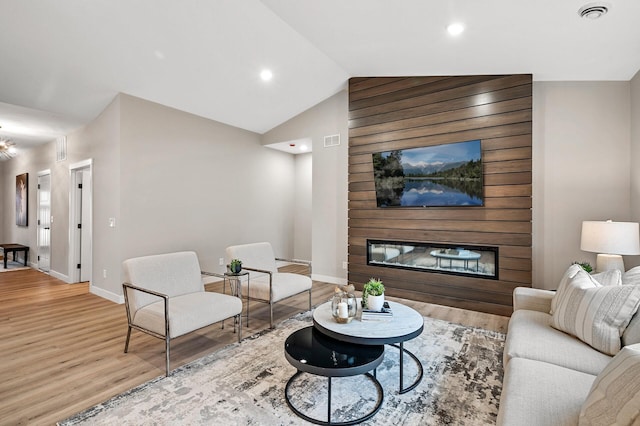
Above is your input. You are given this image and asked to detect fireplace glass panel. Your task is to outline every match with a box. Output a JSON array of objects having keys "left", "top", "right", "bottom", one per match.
[{"left": 367, "top": 240, "right": 498, "bottom": 280}]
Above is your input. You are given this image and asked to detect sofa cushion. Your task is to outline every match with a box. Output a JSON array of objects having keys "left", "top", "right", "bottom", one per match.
[
  {"left": 497, "top": 357, "right": 596, "bottom": 426},
  {"left": 504, "top": 310, "right": 612, "bottom": 376},
  {"left": 623, "top": 311, "right": 640, "bottom": 346},
  {"left": 133, "top": 291, "right": 242, "bottom": 338},
  {"left": 579, "top": 343, "right": 640, "bottom": 425},
  {"left": 551, "top": 265, "right": 640, "bottom": 355}
]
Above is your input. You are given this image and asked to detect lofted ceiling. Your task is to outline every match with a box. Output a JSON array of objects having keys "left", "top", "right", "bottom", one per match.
[{"left": 0, "top": 0, "right": 638, "bottom": 153}]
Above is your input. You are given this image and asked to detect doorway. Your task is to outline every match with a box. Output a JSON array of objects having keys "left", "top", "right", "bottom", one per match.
[
  {"left": 37, "top": 170, "right": 51, "bottom": 272},
  {"left": 69, "top": 160, "right": 92, "bottom": 283}
]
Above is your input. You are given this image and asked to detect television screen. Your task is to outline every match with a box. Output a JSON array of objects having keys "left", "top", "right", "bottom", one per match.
[{"left": 372, "top": 140, "right": 483, "bottom": 207}]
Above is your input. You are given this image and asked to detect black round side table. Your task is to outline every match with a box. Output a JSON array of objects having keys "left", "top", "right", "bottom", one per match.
[{"left": 284, "top": 326, "right": 385, "bottom": 425}]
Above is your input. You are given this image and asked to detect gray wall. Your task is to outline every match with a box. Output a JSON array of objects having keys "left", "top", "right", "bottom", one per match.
[
  {"left": 118, "top": 94, "right": 296, "bottom": 291},
  {"left": 533, "top": 81, "right": 634, "bottom": 289},
  {"left": 632, "top": 70, "right": 640, "bottom": 226},
  {"left": 294, "top": 152, "right": 312, "bottom": 260},
  {"left": 263, "top": 90, "right": 349, "bottom": 284}
]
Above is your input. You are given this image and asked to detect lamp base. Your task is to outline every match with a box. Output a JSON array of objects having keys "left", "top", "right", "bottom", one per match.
[{"left": 595, "top": 254, "right": 625, "bottom": 273}]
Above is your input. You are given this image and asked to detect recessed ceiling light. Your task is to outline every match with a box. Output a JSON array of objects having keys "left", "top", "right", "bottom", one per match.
[
  {"left": 447, "top": 23, "right": 465, "bottom": 36},
  {"left": 260, "top": 69, "right": 273, "bottom": 81},
  {"left": 578, "top": 3, "right": 610, "bottom": 19},
  {"left": 300, "top": 144, "right": 308, "bottom": 152}
]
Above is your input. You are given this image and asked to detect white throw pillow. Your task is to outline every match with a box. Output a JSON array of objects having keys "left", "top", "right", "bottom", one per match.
[
  {"left": 579, "top": 343, "right": 640, "bottom": 425},
  {"left": 591, "top": 269, "right": 622, "bottom": 287},
  {"left": 551, "top": 264, "right": 640, "bottom": 355},
  {"left": 623, "top": 266, "right": 640, "bottom": 286}
]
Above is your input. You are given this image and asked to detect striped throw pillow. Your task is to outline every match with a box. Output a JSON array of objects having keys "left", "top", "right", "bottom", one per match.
[
  {"left": 579, "top": 343, "right": 640, "bottom": 425},
  {"left": 551, "top": 265, "right": 640, "bottom": 355}
]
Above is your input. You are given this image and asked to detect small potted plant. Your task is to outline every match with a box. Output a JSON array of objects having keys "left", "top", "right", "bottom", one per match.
[
  {"left": 362, "top": 278, "right": 385, "bottom": 311},
  {"left": 572, "top": 261, "right": 593, "bottom": 273},
  {"left": 228, "top": 258, "right": 242, "bottom": 274}
]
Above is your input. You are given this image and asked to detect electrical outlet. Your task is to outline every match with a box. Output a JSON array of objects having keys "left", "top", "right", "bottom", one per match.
[
  {"left": 342, "top": 261, "right": 348, "bottom": 270},
  {"left": 103, "top": 269, "right": 107, "bottom": 278},
  {"left": 219, "top": 257, "right": 224, "bottom": 266}
]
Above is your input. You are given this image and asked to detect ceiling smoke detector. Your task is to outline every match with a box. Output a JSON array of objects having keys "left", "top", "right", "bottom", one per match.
[{"left": 578, "top": 3, "right": 610, "bottom": 19}]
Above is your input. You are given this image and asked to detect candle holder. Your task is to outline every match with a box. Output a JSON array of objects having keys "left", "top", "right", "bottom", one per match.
[{"left": 331, "top": 284, "right": 357, "bottom": 323}]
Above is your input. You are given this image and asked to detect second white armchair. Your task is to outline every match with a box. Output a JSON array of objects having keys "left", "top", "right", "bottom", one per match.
[{"left": 225, "top": 242, "right": 312, "bottom": 328}]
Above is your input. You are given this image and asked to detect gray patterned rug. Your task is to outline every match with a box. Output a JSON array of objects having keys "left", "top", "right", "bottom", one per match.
[{"left": 59, "top": 311, "right": 505, "bottom": 425}]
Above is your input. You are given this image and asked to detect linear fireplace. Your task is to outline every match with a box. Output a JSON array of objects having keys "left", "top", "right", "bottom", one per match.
[{"left": 367, "top": 239, "right": 499, "bottom": 280}]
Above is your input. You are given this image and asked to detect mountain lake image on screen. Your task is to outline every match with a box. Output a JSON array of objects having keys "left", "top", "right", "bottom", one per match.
[{"left": 372, "top": 140, "right": 483, "bottom": 208}]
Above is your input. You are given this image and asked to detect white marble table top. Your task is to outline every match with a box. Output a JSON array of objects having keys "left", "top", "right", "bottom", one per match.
[{"left": 312, "top": 300, "right": 424, "bottom": 345}]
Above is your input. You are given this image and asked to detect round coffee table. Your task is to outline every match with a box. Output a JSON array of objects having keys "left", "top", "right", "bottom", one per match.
[
  {"left": 284, "top": 326, "right": 385, "bottom": 425},
  {"left": 313, "top": 300, "right": 424, "bottom": 394}
]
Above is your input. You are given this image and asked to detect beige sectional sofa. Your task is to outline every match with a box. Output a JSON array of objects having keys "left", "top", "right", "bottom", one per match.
[{"left": 497, "top": 277, "right": 640, "bottom": 425}]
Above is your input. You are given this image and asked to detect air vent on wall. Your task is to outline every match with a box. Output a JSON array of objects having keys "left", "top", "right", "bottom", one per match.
[
  {"left": 324, "top": 134, "right": 340, "bottom": 148},
  {"left": 56, "top": 136, "right": 67, "bottom": 162}
]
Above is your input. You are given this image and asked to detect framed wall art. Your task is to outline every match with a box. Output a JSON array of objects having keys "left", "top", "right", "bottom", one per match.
[{"left": 16, "top": 173, "right": 28, "bottom": 226}]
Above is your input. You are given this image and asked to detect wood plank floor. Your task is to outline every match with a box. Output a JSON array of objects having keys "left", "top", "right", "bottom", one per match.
[{"left": 0, "top": 267, "right": 508, "bottom": 425}]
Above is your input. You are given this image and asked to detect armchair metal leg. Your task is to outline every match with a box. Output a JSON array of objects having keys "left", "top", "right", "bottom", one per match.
[
  {"left": 165, "top": 335, "right": 171, "bottom": 377},
  {"left": 270, "top": 300, "right": 274, "bottom": 329},
  {"left": 237, "top": 313, "right": 242, "bottom": 342},
  {"left": 124, "top": 326, "right": 132, "bottom": 353},
  {"left": 308, "top": 289, "right": 312, "bottom": 310}
]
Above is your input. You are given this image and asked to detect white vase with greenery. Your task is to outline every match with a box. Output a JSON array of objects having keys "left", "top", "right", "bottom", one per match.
[{"left": 363, "top": 278, "right": 385, "bottom": 311}]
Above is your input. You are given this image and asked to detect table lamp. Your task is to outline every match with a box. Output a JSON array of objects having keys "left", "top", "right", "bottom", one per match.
[{"left": 580, "top": 220, "right": 640, "bottom": 272}]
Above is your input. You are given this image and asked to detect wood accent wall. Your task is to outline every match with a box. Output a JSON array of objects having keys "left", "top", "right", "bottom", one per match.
[{"left": 348, "top": 75, "right": 532, "bottom": 316}]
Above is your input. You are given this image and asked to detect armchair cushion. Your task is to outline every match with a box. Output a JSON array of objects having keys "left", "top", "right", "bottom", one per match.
[
  {"left": 242, "top": 272, "right": 312, "bottom": 302},
  {"left": 133, "top": 292, "right": 242, "bottom": 338},
  {"left": 123, "top": 251, "right": 204, "bottom": 312},
  {"left": 226, "top": 242, "right": 278, "bottom": 273}
]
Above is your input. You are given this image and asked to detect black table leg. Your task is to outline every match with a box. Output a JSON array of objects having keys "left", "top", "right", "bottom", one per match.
[
  {"left": 285, "top": 370, "right": 383, "bottom": 426},
  {"left": 390, "top": 342, "right": 423, "bottom": 394}
]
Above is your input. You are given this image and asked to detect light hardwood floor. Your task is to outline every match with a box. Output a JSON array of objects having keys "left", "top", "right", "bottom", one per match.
[{"left": 0, "top": 267, "right": 508, "bottom": 425}]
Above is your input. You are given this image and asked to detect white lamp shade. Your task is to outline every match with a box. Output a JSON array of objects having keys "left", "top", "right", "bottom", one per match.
[{"left": 580, "top": 221, "right": 640, "bottom": 255}]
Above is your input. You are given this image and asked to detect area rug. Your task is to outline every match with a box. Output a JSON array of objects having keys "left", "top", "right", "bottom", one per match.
[
  {"left": 59, "top": 312, "right": 505, "bottom": 425},
  {"left": 0, "top": 259, "right": 30, "bottom": 272}
]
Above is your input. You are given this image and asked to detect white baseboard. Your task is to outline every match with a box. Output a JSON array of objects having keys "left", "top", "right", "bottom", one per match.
[
  {"left": 90, "top": 284, "right": 124, "bottom": 304},
  {"left": 49, "top": 269, "right": 70, "bottom": 283},
  {"left": 312, "top": 274, "right": 347, "bottom": 286}
]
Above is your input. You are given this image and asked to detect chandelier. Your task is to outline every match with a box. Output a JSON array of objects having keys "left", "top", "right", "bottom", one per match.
[{"left": 0, "top": 139, "right": 17, "bottom": 160}]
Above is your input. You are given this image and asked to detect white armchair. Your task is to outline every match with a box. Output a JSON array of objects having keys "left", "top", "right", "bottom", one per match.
[
  {"left": 123, "top": 251, "right": 243, "bottom": 376},
  {"left": 225, "top": 242, "right": 312, "bottom": 328}
]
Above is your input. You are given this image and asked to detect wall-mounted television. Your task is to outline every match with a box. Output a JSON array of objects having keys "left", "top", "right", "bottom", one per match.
[{"left": 372, "top": 139, "right": 483, "bottom": 207}]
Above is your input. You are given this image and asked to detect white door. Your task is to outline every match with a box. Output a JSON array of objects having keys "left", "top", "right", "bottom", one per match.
[
  {"left": 37, "top": 172, "right": 51, "bottom": 272},
  {"left": 69, "top": 160, "right": 93, "bottom": 284},
  {"left": 79, "top": 170, "right": 92, "bottom": 282}
]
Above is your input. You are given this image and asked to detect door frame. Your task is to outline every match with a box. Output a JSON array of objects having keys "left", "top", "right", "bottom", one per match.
[
  {"left": 68, "top": 159, "right": 93, "bottom": 284},
  {"left": 36, "top": 169, "right": 51, "bottom": 272}
]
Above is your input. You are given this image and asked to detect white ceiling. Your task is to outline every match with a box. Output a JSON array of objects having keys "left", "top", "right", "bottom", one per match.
[{"left": 0, "top": 0, "right": 638, "bottom": 151}]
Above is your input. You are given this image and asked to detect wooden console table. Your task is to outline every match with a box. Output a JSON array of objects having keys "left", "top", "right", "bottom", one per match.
[{"left": 1, "top": 244, "right": 29, "bottom": 269}]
